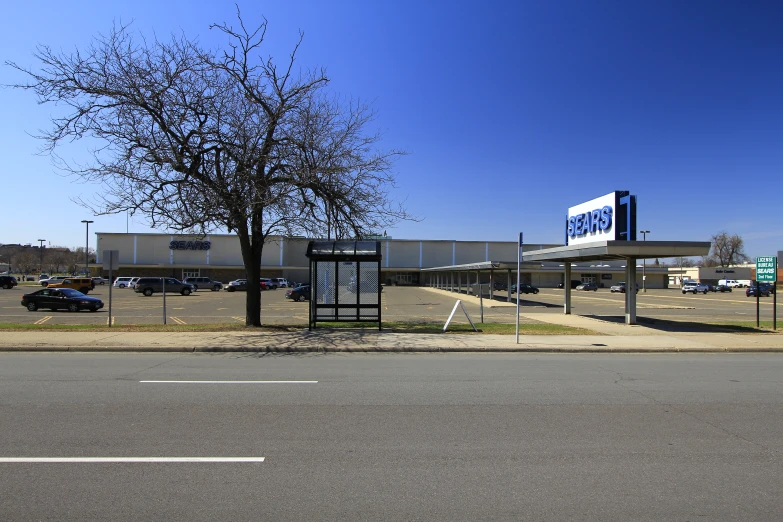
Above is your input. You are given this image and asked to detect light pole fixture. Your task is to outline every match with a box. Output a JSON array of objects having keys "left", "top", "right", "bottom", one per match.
[
  {"left": 81, "top": 220, "right": 94, "bottom": 275},
  {"left": 37, "top": 239, "right": 46, "bottom": 277},
  {"left": 640, "top": 230, "right": 651, "bottom": 292}
]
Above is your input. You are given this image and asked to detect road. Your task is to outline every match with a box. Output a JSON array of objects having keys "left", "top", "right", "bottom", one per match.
[
  {"left": 1, "top": 353, "right": 781, "bottom": 520},
  {"left": 1, "top": 284, "right": 777, "bottom": 326}
]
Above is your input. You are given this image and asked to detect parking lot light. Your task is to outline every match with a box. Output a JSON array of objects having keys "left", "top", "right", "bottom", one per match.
[{"left": 640, "top": 230, "right": 651, "bottom": 292}]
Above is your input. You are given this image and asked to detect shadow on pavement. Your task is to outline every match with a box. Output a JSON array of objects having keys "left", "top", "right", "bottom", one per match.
[{"left": 587, "top": 315, "right": 779, "bottom": 334}]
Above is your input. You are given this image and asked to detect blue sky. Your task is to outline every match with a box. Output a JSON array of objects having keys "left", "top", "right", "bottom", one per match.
[{"left": 2, "top": 0, "right": 781, "bottom": 260}]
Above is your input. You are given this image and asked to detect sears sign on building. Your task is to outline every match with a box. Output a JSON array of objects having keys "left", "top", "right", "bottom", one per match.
[{"left": 566, "top": 191, "right": 637, "bottom": 246}]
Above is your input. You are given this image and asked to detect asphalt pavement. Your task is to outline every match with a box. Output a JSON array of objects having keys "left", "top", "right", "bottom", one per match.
[{"left": 1, "top": 352, "right": 781, "bottom": 520}]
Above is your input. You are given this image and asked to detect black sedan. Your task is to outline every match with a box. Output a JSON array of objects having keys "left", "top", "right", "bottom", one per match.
[
  {"left": 285, "top": 285, "right": 310, "bottom": 302},
  {"left": 509, "top": 283, "right": 539, "bottom": 295},
  {"left": 21, "top": 288, "right": 104, "bottom": 312},
  {"left": 576, "top": 282, "right": 598, "bottom": 291},
  {"left": 714, "top": 284, "right": 732, "bottom": 293}
]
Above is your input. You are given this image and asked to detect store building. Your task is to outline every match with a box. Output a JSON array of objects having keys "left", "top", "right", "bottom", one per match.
[{"left": 93, "top": 232, "right": 673, "bottom": 289}]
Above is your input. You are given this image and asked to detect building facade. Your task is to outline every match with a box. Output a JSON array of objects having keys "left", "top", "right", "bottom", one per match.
[{"left": 94, "top": 232, "right": 673, "bottom": 288}]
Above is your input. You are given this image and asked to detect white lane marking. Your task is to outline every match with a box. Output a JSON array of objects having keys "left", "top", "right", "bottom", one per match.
[
  {"left": 139, "top": 380, "right": 318, "bottom": 384},
  {"left": 0, "top": 457, "right": 264, "bottom": 463}
]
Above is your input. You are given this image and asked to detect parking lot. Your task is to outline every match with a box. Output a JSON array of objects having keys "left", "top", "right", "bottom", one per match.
[{"left": 0, "top": 283, "right": 777, "bottom": 327}]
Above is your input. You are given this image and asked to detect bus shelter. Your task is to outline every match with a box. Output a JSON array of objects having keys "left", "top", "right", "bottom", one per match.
[{"left": 306, "top": 240, "right": 382, "bottom": 330}]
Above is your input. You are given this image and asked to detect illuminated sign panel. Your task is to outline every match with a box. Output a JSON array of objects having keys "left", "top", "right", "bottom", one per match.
[{"left": 566, "top": 191, "right": 636, "bottom": 246}]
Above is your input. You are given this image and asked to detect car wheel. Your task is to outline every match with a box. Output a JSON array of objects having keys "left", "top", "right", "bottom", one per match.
[
  {"left": 2, "top": 283, "right": 9, "bottom": 289},
  {"left": 143, "top": 288, "right": 153, "bottom": 297},
  {"left": 67, "top": 303, "right": 79, "bottom": 312},
  {"left": 227, "top": 287, "right": 235, "bottom": 292},
  {"left": 297, "top": 294, "right": 305, "bottom": 302},
  {"left": 42, "top": 282, "right": 49, "bottom": 287},
  {"left": 89, "top": 307, "right": 98, "bottom": 312},
  {"left": 213, "top": 285, "right": 221, "bottom": 291},
  {"left": 193, "top": 285, "right": 199, "bottom": 291},
  {"left": 119, "top": 284, "right": 126, "bottom": 288},
  {"left": 181, "top": 288, "right": 191, "bottom": 296},
  {"left": 26, "top": 302, "right": 38, "bottom": 311}
]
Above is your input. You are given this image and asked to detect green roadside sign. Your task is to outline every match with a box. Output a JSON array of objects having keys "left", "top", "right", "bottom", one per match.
[{"left": 756, "top": 256, "right": 777, "bottom": 282}]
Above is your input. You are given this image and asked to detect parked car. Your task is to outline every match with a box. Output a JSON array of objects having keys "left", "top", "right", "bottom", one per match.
[
  {"left": 46, "top": 277, "right": 95, "bottom": 294},
  {"left": 38, "top": 273, "right": 50, "bottom": 281},
  {"left": 610, "top": 282, "right": 639, "bottom": 293},
  {"left": 576, "top": 282, "right": 598, "bottom": 291},
  {"left": 682, "top": 281, "right": 709, "bottom": 294},
  {"left": 128, "top": 277, "right": 140, "bottom": 289},
  {"left": 92, "top": 277, "right": 108, "bottom": 285},
  {"left": 746, "top": 283, "right": 772, "bottom": 298},
  {"left": 274, "top": 278, "right": 291, "bottom": 288},
  {"left": 133, "top": 277, "right": 195, "bottom": 296},
  {"left": 260, "top": 278, "right": 278, "bottom": 289},
  {"left": 285, "top": 284, "right": 310, "bottom": 302},
  {"left": 225, "top": 279, "right": 248, "bottom": 292},
  {"left": 40, "top": 276, "right": 67, "bottom": 287},
  {"left": 224, "top": 279, "right": 267, "bottom": 291},
  {"left": 491, "top": 281, "right": 507, "bottom": 291},
  {"left": 714, "top": 284, "right": 732, "bottom": 293},
  {"left": 557, "top": 280, "right": 583, "bottom": 289},
  {"left": 509, "top": 283, "right": 539, "bottom": 294},
  {"left": 0, "top": 275, "right": 18, "bottom": 289},
  {"left": 21, "top": 288, "right": 104, "bottom": 312},
  {"left": 113, "top": 277, "right": 134, "bottom": 288},
  {"left": 348, "top": 279, "right": 383, "bottom": 293},
  {"left": 183, "top": 277, "right": 223, "bottom": 291}
]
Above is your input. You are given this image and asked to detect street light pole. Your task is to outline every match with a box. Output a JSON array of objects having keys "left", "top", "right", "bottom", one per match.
[
  {"left": 38, "top": 239, "right": 46, "bottom": 278},
  {"left": 640, "top": 230, "right": 650, "bottom": 292},
  {"left": 81, "top": 220, "right": 94, "bottom": 275}
]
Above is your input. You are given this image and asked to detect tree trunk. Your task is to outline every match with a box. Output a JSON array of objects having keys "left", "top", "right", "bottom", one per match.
[{"left": 238, "top": 226, "right": 263, "bottom": 327}]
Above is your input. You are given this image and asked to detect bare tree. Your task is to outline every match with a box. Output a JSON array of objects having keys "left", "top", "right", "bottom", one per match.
[
  {"left": 48, "top": 249, "right": 72, "bottom": 273},
  {"left": 707, "top": 231, "right": 748, "bottom": 267},
  {"left": 14, "top": 251, "right": 38, "bottom": 274},
  {"left": 8, "top": 11, "right": 413, "bottom": 326}
]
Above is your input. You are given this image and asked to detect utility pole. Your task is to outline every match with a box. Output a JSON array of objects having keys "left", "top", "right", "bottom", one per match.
[
  {"left": 81, "top": 220, "right": 94, "bottom": 275},
  {"left": 37, "top": 239, "right": 46, "bottom": 277}
]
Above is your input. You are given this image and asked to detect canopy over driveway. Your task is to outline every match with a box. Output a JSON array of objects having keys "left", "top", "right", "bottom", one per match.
[{"left": 424, "top": 240, "right": 710, "bottom": 325}]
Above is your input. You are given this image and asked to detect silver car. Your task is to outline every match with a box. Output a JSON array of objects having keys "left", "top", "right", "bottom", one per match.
[{"left": 682, "top": 281, "right": 709, "bottom": 294}]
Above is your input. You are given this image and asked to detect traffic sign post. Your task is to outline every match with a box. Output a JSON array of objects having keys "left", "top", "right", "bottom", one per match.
[{"left": 755, "top": 257, "right": 777, "bottom": 330}]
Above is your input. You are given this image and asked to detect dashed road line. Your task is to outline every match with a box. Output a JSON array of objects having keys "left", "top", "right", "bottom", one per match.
[{"left": 140, "top": 380, "right": 318, "bottom": 384}]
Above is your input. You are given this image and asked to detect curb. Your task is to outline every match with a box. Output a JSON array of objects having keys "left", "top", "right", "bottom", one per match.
[{"left": 1, "top": 346, "right": 782, "bottom": 353}]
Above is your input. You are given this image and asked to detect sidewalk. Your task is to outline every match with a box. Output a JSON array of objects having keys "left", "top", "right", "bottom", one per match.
[{"left": 0, "top": 313, "right": 780, "bottom": 352}]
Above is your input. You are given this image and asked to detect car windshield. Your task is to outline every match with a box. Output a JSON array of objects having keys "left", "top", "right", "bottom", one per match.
[{"left": 59, "top": 288, "right": 86, "bottom": 297}]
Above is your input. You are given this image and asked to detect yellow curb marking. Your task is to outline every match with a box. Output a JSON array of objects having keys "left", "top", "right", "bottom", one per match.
[
  {"left": 169, "top": 317, "right": 186, "bottom": 325},
  {"left": 34, "top": 316, "right": 53, "bottom": 325}
]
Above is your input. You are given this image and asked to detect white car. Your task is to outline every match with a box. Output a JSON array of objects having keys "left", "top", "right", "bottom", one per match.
[
  {"left": 40, "top": 276, "right": 67, "bottom": 287},
  {"left": 682, "top": 281, "right": 709, "bottom": 294},
  {"left": 113, "top": 277, "right": 134, "bottom": 288},
  {"left": 92, "top": 277, "right": 108, "bottom": 285},
  {"left": 274, "top": 278, "right": 290, "bottom": 288}
]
